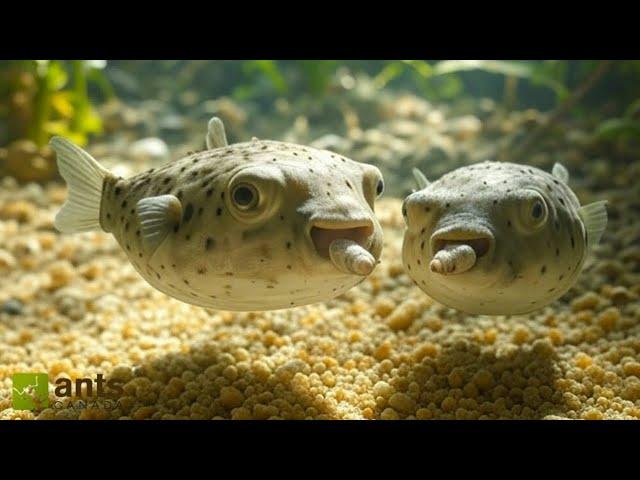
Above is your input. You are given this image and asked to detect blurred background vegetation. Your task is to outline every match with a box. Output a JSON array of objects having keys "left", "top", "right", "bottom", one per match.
[{"left": 1, "top": 60, "right": 639, "bottom": 185}]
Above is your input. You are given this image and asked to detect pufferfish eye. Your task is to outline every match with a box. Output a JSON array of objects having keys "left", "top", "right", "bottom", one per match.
[
  {"left": 522, "top": 196, "right": 548, "bottom": 230},
  {"left": 376, "top": 179, "right": 384, "bottom": 197},
  {"left": 232, "top": 183, "right": 259, "bottom": 210},
  {"left": 531, "top": 200, "right": 544, "bottom": 220}
]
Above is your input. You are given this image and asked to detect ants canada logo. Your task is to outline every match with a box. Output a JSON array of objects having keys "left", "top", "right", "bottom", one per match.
[
  {"left": 12, "top": 373, "right": 49, "bottom": 410},
  {"left": 12, "top": 373, "right": 124, "bottom": 411}
]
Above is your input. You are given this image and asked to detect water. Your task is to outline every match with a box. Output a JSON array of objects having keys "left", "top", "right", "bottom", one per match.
[{"left": 0, "top": 60, "right": 638, "bottom": 420}]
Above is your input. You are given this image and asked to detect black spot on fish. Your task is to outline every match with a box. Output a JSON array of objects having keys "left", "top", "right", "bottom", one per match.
[
  {"left": 559, "top": 197, "right": 565, "bottom": 206},
  {"left": 205, "top": 237, "right": 215, "bottom": 250},
  {"left": 106, "top": 213, "right": 111, "bottom": 220},
  {"left": 198, "top": 207, "right": 203, "bottom": 216},
  {"left": 173, "top": 224, "right": 180, "bottom": 233},
  {"left": 206, "top": 188, "right": 213, "bottom": 197},
  {"left": 183, "top": 203, "right": 194, "bottom": 222},
  {"left": 507, "top": 220, "right": 512, "bottom": 227},
  {"left": 559, "top": 274, "right": 564, "bottom": 280},
  {"left": 420, "top": 240, "right": 425, "bottom": 250},
  {"left": 177, "top": 190, "right": 183, "bottom": 200},
  {"left": 279, "top": 215, "right": 285, "bottom": 221},
  {"left": 220, "top": 192, "right": 225, "bottom": 200},
  {"left": 541, "top": 265, "right": 546, "bottom": 274},
  {"left": 286, "top": 265, "right": 292, "bottom": 270},
  {"left": 183, "top": 279, "right": 190, "bottom": 285},
  {"left": 135, "top": 230, "right": 140, "bottom": 237},
  {"left": 556, "top": 247, "right": 560, "bottom": 257},
  {"left": 216, "top": 207, "right": 222, "bottom": 216},
  {"left": 197, "top": 266, "right": 207, "bottom": 275},
  {"left": 493, "top": 200, "right": 498, "bottom": 205},
  {"left": 186, "top": 234, "right": 191, "bottom": 241},
  {"left": 445, "top": 203, "right": 450, "bottom": 208},
  {"left": 163, "top": 178, "right": 171, "bottom": 185},
  {"left": 121, "top": 200, "right": 127, "bottom": 208},
  {"left": 286, "top": 241, "right": 292, "bottom": 250},
  {"left": 160, "top": 265, "right": 165, "bottom": 269}
]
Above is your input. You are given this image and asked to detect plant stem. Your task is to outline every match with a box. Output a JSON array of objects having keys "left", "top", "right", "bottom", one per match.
[{"left": 507, "top": 60, "right": 614, "bottom": 161}]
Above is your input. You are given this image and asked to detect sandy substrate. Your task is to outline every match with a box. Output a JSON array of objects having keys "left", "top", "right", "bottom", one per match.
[{"left": 0, "top": 176, "right": 639, "bottom": 420}]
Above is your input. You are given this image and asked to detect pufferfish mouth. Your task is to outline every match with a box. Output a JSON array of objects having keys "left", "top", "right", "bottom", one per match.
[
  {"left": 430, "top": 227, "right": 494, "bottom": 259},
  {"left": 310, "top": 220, "right": 374, "bottom": 259},
  {"left": 427, "top": 227, "right": 495, "bottom": 275}
]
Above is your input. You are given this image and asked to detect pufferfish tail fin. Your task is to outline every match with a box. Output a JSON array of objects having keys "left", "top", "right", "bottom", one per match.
[
  {"left": 578, "top": 200, "right": 608, "bottom": 249},
  {"left": 50, "top": 136, "right": 111, "bottom": 233}
]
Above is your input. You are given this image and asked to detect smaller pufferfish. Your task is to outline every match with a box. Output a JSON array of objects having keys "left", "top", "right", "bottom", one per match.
[
  {"left": 402, "top": 161, "right": 608, "bottom": 315},
  {"left": 50, "top": 117, "right": 384, "bottom": 311}
]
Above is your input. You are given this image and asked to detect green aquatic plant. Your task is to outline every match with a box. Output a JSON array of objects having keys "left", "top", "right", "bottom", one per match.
[
  {"left": 0, "top": 60, "right": 111, "bottom": 147},
  {"left": 373, "top": 60, "right": 569, "bottom": 103}
]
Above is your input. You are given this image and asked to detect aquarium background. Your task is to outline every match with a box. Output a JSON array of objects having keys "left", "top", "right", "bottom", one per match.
[{"left": 0, "top": 60, "right": 639, "bottom": 420}]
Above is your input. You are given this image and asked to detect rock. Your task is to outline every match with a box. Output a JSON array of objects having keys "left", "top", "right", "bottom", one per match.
[
  {"left": 53, "top": 288, "right": 88, "bottom": 321},
  {"left": 0, "top": 200, "right": 36, "bottom": 223},
  {"left": 0, "top": 250, "right": 17, "bottom": 270},
  {"left": 1, "top": 299, "right": 23, "bottom": 315},
  {"left": 128, "top": 138, "right": 170, "bottom": 163},
  {"left": 310, "top": 134, "right": 353, "bottom": 152},
  {"left": 446, "top": 115, "right": 482, "bottom": 141},
  {"left": 5, "top": 140, "right": 57, "bottom": 183},
  {"left": 158, "top": 113, "right": 185, "bottom": 132}
]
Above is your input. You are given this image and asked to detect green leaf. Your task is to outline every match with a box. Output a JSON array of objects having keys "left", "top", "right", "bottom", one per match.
[
  {"left": 244, "top": 60, "right": 287, "bottom": 95},
  {"left": 596, "top": 118, "right": 640, "bottom": 140},
  {"left": 46, "top": 61, "right": 68, "bottom": 91},
  {"left": 373, "top": 62, "right": 405, "bottom": 89},
  {"left": 624, "top": 98, "right": 640, "bottom": 118}
]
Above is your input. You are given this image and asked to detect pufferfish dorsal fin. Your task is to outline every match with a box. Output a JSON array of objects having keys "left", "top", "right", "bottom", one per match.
[
  {"left": 578, "top": 200, "right": 608, "bottom": 249},
  {"left": 552, "top": 162, "right": 570, "bottom": 183},
  {"left": 137, "top": 195, "right": 183, "bottom": 252},
  {"left": 206, "top": 117, "right": 229, "bottom": 149},
  {"left": 412, "top": 168, "right": 430, "bottom": 190}
]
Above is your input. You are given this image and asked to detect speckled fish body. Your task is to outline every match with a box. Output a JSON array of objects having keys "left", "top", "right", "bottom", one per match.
[
  {"left": 50, "top": 119, "right": 384, "bottom": 311},
  {"left": 402, "top": 161, "right": 607, "bottom": 315}
]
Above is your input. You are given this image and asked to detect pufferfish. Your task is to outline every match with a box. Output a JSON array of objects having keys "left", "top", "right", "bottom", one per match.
[
  {"left": 50, "top": 117, "right": 384, "bottom": 311},
  {"left": 402, "top": 161, "right": 607, "bottom": 315}
]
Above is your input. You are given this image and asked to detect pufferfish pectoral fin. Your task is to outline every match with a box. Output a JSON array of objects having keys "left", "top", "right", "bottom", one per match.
[
  {"left": 136, "top": 195, "right": 183, "bottom": 253},
  {"left": 412, "top": 168, "right": 430, "bottom": 190},
  {"left": 206, "top": 116, "right": 229, "bottom": 149},
  {"left": 579, "top": 200, "right": 608, "bottom": 249},
  {"left": 552, "top": 162, "right": 570, "bottom": 183}
]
